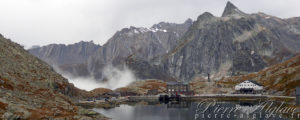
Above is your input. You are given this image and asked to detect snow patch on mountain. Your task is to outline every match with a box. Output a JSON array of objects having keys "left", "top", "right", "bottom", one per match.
[{"left": 126, "top": 27, "right": 168, "bottom": 35}]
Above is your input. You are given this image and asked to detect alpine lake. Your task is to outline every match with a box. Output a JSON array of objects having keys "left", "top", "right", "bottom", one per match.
[{"left": 92, "top": 98, "right": 299, "bottom": 120}]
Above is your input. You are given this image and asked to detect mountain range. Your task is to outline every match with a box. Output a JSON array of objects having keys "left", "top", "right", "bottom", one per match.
[
  {"left": 29, "top": 2, "right": 300, "bottom": 82},
  {"left": 2, "top": 1, "right": 300, "bottom": 119}
]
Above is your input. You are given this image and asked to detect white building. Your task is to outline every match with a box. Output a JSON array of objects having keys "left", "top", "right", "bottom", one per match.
[{"left": 235, "top": 80, "right": 264, "bottom": 94}]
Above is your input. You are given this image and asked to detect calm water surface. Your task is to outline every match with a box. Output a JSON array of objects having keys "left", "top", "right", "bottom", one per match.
[{"left": 93, "top": 101, "right": 292, "bottom": 120}]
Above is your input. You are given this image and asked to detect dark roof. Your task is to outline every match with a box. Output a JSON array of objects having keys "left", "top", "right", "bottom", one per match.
[
  {"left": 296, "top": 87, "right": 300, "bottom": 95},
  {"left": 247, "top": 80, "right": 263, "bottom": 86},
  {"left": 167, "top": 82, "right": 189, "bottom": 85}
]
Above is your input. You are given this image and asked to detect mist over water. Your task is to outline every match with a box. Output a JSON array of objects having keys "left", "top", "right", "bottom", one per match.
[{"left": 55, "top": 65, "right": 137, "bottom": 91}]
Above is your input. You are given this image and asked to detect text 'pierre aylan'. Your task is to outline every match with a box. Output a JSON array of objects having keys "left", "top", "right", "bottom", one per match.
[{"left": 194, "top": 100, "right": 299, "bottom": 119}]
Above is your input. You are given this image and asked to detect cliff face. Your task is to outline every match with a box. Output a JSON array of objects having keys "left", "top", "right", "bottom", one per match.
[
  {"left": 28, "top": 2, "right": 300, "bottom": 83},
  {"left": 158, "top": 2, "right": 299, "bottom": 81},
  {"left": 28, "top": 20, "right": 192, "bottom": 80},
  {"left": 125, "top": 55, "right": 176, "bottom": 81},
  {"left": 0, "top": 35, "right": 106, "bottom": 119},
  {"left": 81, "top": 20, "right": 193, "bottom": 79},
  {"left": 29, "top": 41, "right": 101, "bottom": 65}
]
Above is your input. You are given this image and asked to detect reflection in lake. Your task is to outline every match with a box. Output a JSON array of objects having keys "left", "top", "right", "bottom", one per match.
[
  {"left": 93, "top": 101, "right": 291, "bottom": 120},
  {"left": 236, "top": 101, "right": 259, "bottom": 114}
]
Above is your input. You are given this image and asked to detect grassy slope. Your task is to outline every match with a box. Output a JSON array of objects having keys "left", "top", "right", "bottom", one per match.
[
  {"left": 115, "top": 80, "right": 167, "bottom": 95},
  {"left": 0, "top": 35, "right": 107, "bottom": 119},
  {"left": 217, "top": 54, "right": 300, "bottom": 96}
]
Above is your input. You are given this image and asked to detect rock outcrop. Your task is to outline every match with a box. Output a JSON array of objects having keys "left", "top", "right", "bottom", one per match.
[
  {"left": 29, "top": 41, "right": 101, "bottom": 66},
  {"left": 125, "top": 55, "right": 176, "bottom": 81},
  {"left": 158, "top": 1, "right": 299, "bottom": 81},
  {"left": 0, "top": 35, "right": 107, "bottom": 119},
  {"left": 63, "top": 20, "right": 193, "bottom": 80},
  {"left": 222, "top": 1, "right": 246, "bottom": 17}
]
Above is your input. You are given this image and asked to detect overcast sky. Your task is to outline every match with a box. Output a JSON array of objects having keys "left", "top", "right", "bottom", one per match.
[{"left": 0, "top": 0, "right": 299, "bottom": 48}]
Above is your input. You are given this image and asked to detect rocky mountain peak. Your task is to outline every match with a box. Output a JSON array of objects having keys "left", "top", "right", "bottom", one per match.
[
  {"left": 222, "top": 1, "right": 245, "bottom": 17},
  {"left": 196, "top": 12, "right": 214, "bottom": 21},
  {"left": 118, "top": 27, "right": 133, "bottom": 34},
  {"left": 184, "top": 18, "right": 193, "bottom": 25},
  {"left": 151, "top": 18, "right": 193, "bottom": 30},
  {"left": 28, "top": 41, "right": 101, "bottom": 65},
  {"left": 159, "top": 2, "right": 299, "bottom": 81},
  {"left": 58, "top": 19, "right": 193, "bottom": 80},
  {"left": 77, "top": 40, "right": 95, "bottom": 44}
]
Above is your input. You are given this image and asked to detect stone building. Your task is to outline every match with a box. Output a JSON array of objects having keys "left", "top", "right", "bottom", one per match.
[{"left": 167, "top": 82, "right": 191, "bottom": 95}]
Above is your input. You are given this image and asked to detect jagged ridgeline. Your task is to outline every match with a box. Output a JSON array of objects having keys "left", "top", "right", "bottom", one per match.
[
  {"left": 159, "top": 2, "right": 299, "bottom": 81},
  {"left": 29, "top": 18, "right": 193, "bottom": 80},
  {"left": 29, "top": 2, "right": 300, "bottom": 82}
]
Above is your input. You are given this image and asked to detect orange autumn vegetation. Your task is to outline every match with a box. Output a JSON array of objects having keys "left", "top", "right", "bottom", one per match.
[
  {"left": 218, "top": 54, "right": 300, "bottom": 96},
  {"left": 90, "top": 88, "right": 113, "bottom": 96},
  {"left": 0, "top": 101, "right": 7, "bottom": 110}
]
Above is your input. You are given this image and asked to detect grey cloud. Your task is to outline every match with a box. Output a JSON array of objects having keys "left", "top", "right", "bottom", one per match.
[{"left": 0, "top": 0, "right": 299, "bottom": 48}]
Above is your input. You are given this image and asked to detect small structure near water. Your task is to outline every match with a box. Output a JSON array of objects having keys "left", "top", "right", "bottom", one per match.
[
  {"left": 120, "top": 91, "right": 138, "bottom": 97},
  {"left": 159, "top": 82, "right": 192, "bottom": 103},
  {"left": 102, "top": 92, "right": 120, "bottom": 98},
  {"left": 235, "top": 80, "right": 264, "bottom": 94},
  {"left": 167, "top": 82, "right": 191, "bottom": 96}
]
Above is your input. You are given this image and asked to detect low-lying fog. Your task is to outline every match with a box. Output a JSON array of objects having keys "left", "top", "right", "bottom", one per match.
[{"left": 56, "top": 65, "right": 137, "bottom": 91}]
